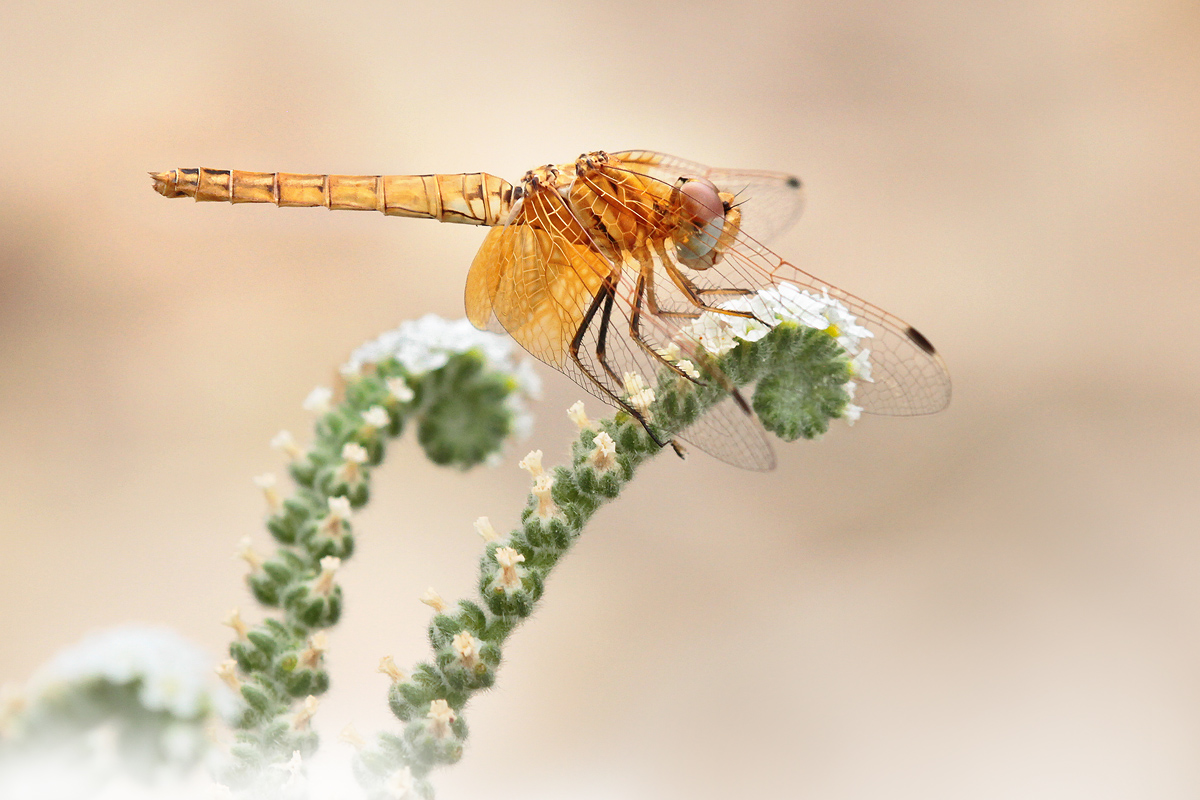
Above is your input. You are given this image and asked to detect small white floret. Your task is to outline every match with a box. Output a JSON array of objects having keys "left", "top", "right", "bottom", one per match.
[
  {"left": 384, "top": 765, "right": 415, "bottom": 798},
  {"left": 378, "top": 655, "right": 406, "bottom": 683},
  {"left": 361, "top": 405, "right": 390, "bottom": 429},
  {"left": 214, "top": 660, "right": 241, "bottom": 692},
  {"left": 474, "top": 516, "right": 498, "bottom": 542},
  {"left": 235, "top": 536, "right": 263, "bottom": 571},
  {"left": 426, "top": 699, "right": 456, "bottom": 739},
  {"left": 223, "top": 609, "right": 249, "bottom": 640},
  {"left": 531, "top": 474, "right": 558, "bottom": 520},
  {"left": 494, "top": 546, "right": 526, "bottom": 591},
  {"left": 341, "top": 443, "right": 369, "bottom": 463},
  {"left": 270, "top": 430, "right": 303, "bottom": 460},
  {"left": 298, "top": 631, "right": 328, "bottom": 669},
  {"left": 292, "top": 696, "right": 319, "bottom": 731},
  {"left": 567, "top": 400, "right": 594, "bottom": 430},
  {"left": 303, "top": 387, "right": 333, "bottom": 414},
  {"left": 386, "top": 376, "right": 415, "bottom": 403},
  {"left": 588, "top": 431, "right": 618, "bottom": 472},
  {"left": 313, "top": 557, "right": 341, "bottom": 596},
  {"left": 518, "top": 449, "right": 544, "bottom": 478},
  {"left": 420, "top": 588, "right": 449, "bottom": 613},
  {"left": 452, "top": 632, "right": 481, "bottom": 670}
]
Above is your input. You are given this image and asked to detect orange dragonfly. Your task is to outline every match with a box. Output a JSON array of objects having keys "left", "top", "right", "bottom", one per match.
[{"left": 151, "top": 150, "right": 950, "bottom": 470}]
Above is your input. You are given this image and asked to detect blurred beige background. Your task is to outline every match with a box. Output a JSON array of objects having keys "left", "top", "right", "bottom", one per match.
[{"left": 3, "top": 0, "right": 1200, "bottom": 797}]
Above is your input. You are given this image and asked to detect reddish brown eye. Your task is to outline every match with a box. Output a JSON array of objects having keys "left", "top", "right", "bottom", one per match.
[{"left": 680, "top": 178, "right": 723, "bottom": 224}]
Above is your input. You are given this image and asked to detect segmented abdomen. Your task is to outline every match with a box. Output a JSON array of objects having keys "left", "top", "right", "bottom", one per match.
[{"left": 150, "top": 168, "right": 514, "bottom": 226}]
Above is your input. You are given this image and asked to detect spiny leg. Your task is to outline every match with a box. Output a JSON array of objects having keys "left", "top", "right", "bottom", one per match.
[
  {"left": 630, "top": 266, "right": 703, "bottom": 385},
  {"left": 568, "top": 280, "right": 669, "bottom": 449}
]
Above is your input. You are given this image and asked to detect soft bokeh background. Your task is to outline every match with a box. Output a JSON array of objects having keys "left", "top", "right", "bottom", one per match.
[{"left": 3, "top": 1, "right": 1199, "bottom": 797}]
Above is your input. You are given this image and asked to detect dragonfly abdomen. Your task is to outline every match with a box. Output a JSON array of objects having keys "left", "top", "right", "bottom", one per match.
[{"left": 149, "top": 168, "right": 515, "bottom": 226}]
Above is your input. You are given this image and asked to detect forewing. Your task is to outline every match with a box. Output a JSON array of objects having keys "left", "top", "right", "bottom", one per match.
[
  {"left": 465, "top": 226, "right": 507, "bottom": 329},
  {"left": 472, "top": 178, "right": 776, "bottom": 470},
  {"left": 600, "top": 159, "right": 951, "bottom": 416},
  {"left": 610, "top": 150, "right": 805, "bottom": 244},
  {"left": 697, "top": 229, "right": 951, "bottom": 416}
]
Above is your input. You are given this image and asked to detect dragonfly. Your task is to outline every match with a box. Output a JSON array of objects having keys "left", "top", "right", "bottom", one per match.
[{"left": 151, "top": 150, "right": 950, "bottom": 470}]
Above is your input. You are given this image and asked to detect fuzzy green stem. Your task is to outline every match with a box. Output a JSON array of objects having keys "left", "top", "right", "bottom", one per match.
[
  {"left": 352, "top": 321, "right": 855, "bottom": 799},
  {"left": 222, "top": 350, "right": 526, "bottom": 797}
]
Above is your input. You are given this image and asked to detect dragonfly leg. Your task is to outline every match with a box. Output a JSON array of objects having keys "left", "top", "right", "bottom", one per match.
[
  {"left": 631, "top": 267, "right": 703, "bottom": 385},
  {"left": 653, "top": 241, "right": 766, "bottom": 321},
  {"left": 568, "top": 280, "right": 670, "bottom": 450}
]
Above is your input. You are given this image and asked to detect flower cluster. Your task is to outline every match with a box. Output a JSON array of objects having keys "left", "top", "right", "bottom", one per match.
[
  {"left": 343, "top": 315, "right": 542, "bottom": 441},
  {"left": 352, "top": 312, "right": 860, "bottom": 797},
  {"left": 679, "top": 282, "right": 873, "bottom": 423},
  {"left": 0, "top": 625, "right": 237, "bottom": 795},
  {"left": 217, "top": 316, "right": 541, "bottom": 797}
]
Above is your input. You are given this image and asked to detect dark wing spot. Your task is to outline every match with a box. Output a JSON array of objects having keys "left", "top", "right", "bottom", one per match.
[
  {"left": 906, "top": 326, "right": 937, "bottom": 355},
  {"left": 731, "top": 387, "right": 752, "bottom": 415},
  {"left": 786, "top": 175, "right": 801, "bottom": 189}
]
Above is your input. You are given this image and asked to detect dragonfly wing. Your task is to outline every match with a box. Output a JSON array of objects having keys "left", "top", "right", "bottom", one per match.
[
  {"left": 599, "top": 158, "right": 950, "bottom": 416},
  {"left": 472, "top": 180, "right": 775, "bottom": 469},
  {"left": 610, "top": 150, "right": 805, "bottom": 244},
  {"left": 688, "top": 227, "right": 951, "bottom": 416},
  {"left": 465, "top": 226, "right": 507, "bottom": 330}
]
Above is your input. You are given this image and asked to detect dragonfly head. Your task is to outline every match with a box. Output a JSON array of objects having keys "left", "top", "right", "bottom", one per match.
[{"left": 674, "top": 177, "right": 739, "bottom": 269}]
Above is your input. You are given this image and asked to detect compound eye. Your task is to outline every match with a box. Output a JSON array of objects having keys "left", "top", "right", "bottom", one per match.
[{"left": 679, "top": 177, "right": 723, "bottom": 225}]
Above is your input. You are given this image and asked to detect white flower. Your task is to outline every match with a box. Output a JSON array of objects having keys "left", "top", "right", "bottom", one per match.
[
  {"left": 343, "top": 315, "right": 541, "bottom": 442},
  {"left": 28, "top": 624, "right": 239, "bottom": 722},
  {"left": 223, "top": 609, "right": 249, "bottom": 640},
  {"left": 531, "top": 474, "right": 558, "bottom": 520},
  {"left": 320, "top": 495, "right": 351, "bottom": 539},
  {"left": 378, "top": 656, "right": 406, "bottom": 683},
  {"left": 345, "top": 314, "right": 517, "bottom": 376},
  {"left": 656, "top": 342, "right": 683, "bottom": 362},
  {"left": 385, "top": 765, "right": 415, "bottom": 798},
  {"left": 341, "top": 443, "right": 368, "bottom": 463},
  {"left": 717, "top": 294, "right": 774, "bottom": 342},
  {"left": 327, "top": 495, "right": 352, "bottom": 520},
  {"left": 688, "top": 312, "right": 739, "bottom": 356},
  {"left": 313, "top": 556, "right": 341, "bottom": 596},
  {"left": 426, "top": 699, "right": 456, "bottom": 739},
  {"left": 451, "top": 632, "right": 481, "bottom": 670},
  {"left": 518, "top": 449, "right": 544, "bottom": 478},
  {"left": 567, "top": 400, "right": 593, "bottom": 430},
  {"left": 235, "top": 536, "right": 263, "bottom": 571},
  {"left": 270, "top": 430, "right": 303, "bottom": 459},
  {"left": 361, "top": 405, "right": 390, "bottom": 429},
  {"left": 385, "top": 376, "right": 415, "bottom": 403},
  {"left": 292, "top": 696, "right": 319, "bottom": 731},
  {"left": 622, "top": 372, "right": 656, "bottom": 416},
  {"left": 253, "top": 473, "right": 282, "bottom": 513},
  {"left": 298, "top": 632, "right": 327, "bottom": 670},
  {"left": 339, "top": 724, "right": 366, "bottom": 749},
  {"left": 588, "top": 431, "right": 617, "bottom": 472},
  {"left": 302, "top": 386, "right": 333, "bottom": 414},
  {"left": 494, "top": 546, "right": 526, "bottom": 590},
  {"left": 474, "top": 516, "right": 499, "bottom": 542},
  {"left": 676, "top": 360, "right": 701, "bottom": 380},
  {"left": 850, "top": 349, "right": 874, "bottom": 382},
  {"left": 420, "top": 588, "right": 449, "bottom": 613}
]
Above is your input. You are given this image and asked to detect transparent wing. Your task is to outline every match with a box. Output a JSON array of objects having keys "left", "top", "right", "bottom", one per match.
[
  {"left": 609, "top": 150, "right": 805, "bottom": 244},
  {"left": 474, "top": 180, "right": 776, "bottom": 470},
  {"left": 600, "top": 159, "right": 952, "bottom": 417}
]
